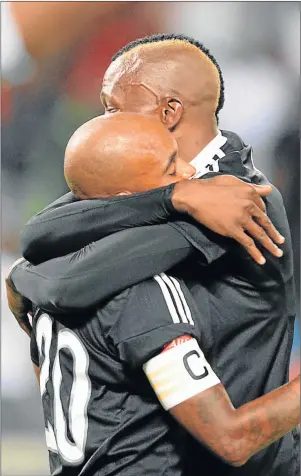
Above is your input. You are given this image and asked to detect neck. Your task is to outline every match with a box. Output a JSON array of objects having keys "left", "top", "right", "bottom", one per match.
[{"left": 173, "top": 116, "right": 219, "bottom": 163}]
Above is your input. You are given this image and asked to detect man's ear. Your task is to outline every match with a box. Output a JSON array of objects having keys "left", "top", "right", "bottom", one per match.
[{"left": 160, "top": 98, "right": 183, "bottom": 131}]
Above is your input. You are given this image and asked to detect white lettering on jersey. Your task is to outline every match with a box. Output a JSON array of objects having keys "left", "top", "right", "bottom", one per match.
[
  {"left": 36, "top": 314, "right": 58, "bottom": 453},
  {"left": 53, "top": 329, "right": 91, "bottom": 464},
  {"left": 36, "top": 315, "right": 91, "bottom": 465}
]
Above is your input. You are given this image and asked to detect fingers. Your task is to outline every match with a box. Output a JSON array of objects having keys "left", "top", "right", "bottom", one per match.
[
  {"left": 252, "top": 184, "right": 272, "bottom": 197},
  {"left": 233, "top": 231, "right": 266, "bottom": 265},
  {"left": 250, "top": 192, "right": 266, "bottom": 213},
  {"left": 244, "top": 219, "right": 283, "bottom": 261},
  {"left": 235, "top": 203, "right": 285, "bottom": 264},
  {"left": 252, "top": 207, "right": 285, "bottom": 245}
]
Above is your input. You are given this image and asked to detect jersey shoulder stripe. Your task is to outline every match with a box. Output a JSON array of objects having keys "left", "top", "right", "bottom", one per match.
[{"left": 153, "top": 273, "right": 194, "bottom": 326}]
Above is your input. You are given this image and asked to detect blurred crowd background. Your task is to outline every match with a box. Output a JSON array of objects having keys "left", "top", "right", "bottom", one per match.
[{"left": 1, "top": 2, "right": 300, "bottom": 475}]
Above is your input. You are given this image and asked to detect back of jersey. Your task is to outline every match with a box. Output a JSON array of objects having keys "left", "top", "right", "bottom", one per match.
[
  {"left": 32, "top": 311, "right": 93, "bottom": 475},
  {"left": 33, "top": 308, "right": 153, "bottom": 476},
  {"left": 31, "top": 274, "right": 203, "bottom": 476}
]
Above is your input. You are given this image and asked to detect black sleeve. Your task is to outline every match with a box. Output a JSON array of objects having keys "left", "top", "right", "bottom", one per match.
[
  {"left": 18, "top": 152, "right": 254, "bottom": 313},
  {"left": 21, "top": 186, "right": 175, "bottom": 264},
  {"left": 11, "top": 225, "right": 195, "bottom": 314},
  {"left": 21, "top": 177, "right": 232, "bottom": 266},
  {"left": 108, "top": 274, "right": 203, "bottom": 367},
  {"left": 21, "top": 144, "right": 259, "bottom": 266},
  {"left": 14, "top": 189, "right": 232, "bottom": 314}
]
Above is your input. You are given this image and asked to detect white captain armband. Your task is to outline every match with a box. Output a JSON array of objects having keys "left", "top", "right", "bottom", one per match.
[{"left": 143, "top": 337, "right": 220, "bottom": 410}]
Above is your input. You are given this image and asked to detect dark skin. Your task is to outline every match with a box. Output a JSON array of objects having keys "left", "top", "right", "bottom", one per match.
[
  {"left": 6, "top": 110, "right": 282, "bottom": 330},
  {"left": 6, "top": 112, "right": 196, "bottom": 334},
  {"left": 101, "top": 42, "right": 220, "bottom": 161},
  {"left": 64, "top": 113, "right": 195, "bottom": 198},
  {"left": 171, "top": 375, "right": 300, "bottom": 466},
  {"left": 7, "top": 46, "right": 286, "bottom": 323},
  {"left": 6, "top": 112, "right": 299, "bottom": 466},
  {"left": 100, "top": 42, "right": 285, "bottom": 265}
]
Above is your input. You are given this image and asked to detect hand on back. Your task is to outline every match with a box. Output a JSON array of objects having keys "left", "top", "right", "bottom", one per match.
[{"left": 172, "top": 175, "right": 285, "bottom": 265}]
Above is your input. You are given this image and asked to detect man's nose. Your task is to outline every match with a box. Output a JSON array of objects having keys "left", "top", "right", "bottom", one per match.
[{"left": 177, "top": 159, "right": 196, "bottom": 179}]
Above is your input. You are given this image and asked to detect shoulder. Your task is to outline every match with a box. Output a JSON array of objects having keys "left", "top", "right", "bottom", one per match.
[
  {"left": 119, "top": 273, "right": 197, "bottom": 326},
  {"left": 107, "top": 274, "right": 200, "bottom": 367},
  {"left": 107, "top": 273, "right": 199, "bottom": 344}
]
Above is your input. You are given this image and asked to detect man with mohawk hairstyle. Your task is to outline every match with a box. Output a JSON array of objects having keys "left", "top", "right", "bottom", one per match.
[
  {"left": 103, "top": 34, "right": 225, "bottom": 164},
  {"left": 15, "top": 34, "right": 284, "bottom": 265},
  {"left": 8, "top": 34, "right": 299, "bottom": 475}
]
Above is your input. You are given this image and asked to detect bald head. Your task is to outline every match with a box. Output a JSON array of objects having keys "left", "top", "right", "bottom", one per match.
[{"left": 64, "top": 113, "right": 193, "bottom": 199}]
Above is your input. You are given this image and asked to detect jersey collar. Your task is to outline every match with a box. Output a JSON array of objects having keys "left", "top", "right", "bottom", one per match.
[{"left": 189, "top": 130, "right": 228, "bottom": 178}]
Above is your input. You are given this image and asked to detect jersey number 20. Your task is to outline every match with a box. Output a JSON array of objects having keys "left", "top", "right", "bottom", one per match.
[{"left": 36, "top": 313, "right": 91, "bottom": 465}]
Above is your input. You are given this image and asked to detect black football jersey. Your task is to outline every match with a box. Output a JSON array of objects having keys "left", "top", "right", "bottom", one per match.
[
  {"left": 30, "top": 274, "right": 207, "bottom": 476},
  {"left": 13, "top": 130, "right": 300, "bottom": 475}
]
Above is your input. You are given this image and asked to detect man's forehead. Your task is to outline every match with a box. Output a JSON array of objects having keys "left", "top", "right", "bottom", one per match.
[
  {"left": 103, "top": 42, "right": 220, "bottom": 103},
  {"left": 102, "top": 50, "right": 152, "bottom": 98}
]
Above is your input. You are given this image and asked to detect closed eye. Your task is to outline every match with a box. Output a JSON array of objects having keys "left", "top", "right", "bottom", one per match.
[
  {"left": 168, "top": 166, "right": 177, "bottom": 176},
  {"left": 106, "top": 107, "right": 118, "bottom": 114},
  {"left": 164, "top": 151, "right": 177, "bottom": 175}
]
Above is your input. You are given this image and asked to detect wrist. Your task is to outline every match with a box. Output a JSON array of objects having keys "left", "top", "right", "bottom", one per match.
[
  {"left": 172, "top": 180, "right": 204, "bottom": 214},
  {"left": 171, "top": 180, "right": 193, "bottom": 213}
]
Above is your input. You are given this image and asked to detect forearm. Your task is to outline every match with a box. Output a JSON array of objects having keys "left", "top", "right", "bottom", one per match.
[
  {"left": 232, "top": 375, "right": 300, "bottom": 464},
  {"left": 173, "top": 377, "right": 299, "bottom": 467},
  {"left": 21, "top": 176, "right": 282, "bottom": 267},
  {"left": 12, "top": 225, "right": 193, "bottom": 313},
  {"left": 21, "top": 187, "right": 175, "bottom": 264},
  {"left": 202, "top": 377, "right": 300, "bottom": 466},
  {"left": 22, "top": 181, "right": 224, "bottom": 264}
]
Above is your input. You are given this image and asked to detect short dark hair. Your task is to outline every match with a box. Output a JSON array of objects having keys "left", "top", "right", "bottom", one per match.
[{"left": 112, "top": 33, "right": 225, "bottom": 119}]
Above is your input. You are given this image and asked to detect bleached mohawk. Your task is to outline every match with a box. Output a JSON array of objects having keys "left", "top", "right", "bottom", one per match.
[{"left": 112, "top": 33, "right": 225, "bottom": 119}]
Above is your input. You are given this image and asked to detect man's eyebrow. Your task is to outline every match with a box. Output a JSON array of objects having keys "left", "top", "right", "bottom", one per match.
[{"left": 164, "top": 151, "right": 177, "bottom": 173}]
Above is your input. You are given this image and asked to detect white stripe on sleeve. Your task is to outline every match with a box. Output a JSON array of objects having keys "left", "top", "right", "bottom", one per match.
[
  {"left": 169, "top": 276, "right": 194, "bottom": 326},
  {"left": 154, "top": 275, "right": 181, "bottom": 324},
  {"left": 160, "top": 273, "right": 189, "bottom": 324}
]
